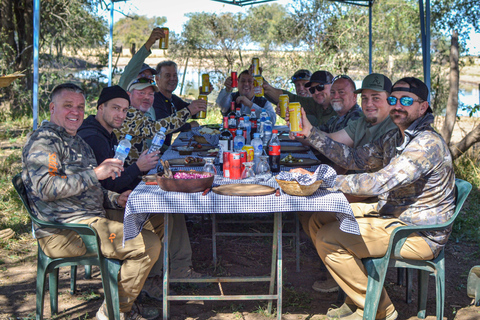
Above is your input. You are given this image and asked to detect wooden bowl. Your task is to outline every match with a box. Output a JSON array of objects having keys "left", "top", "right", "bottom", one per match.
[
  {"left": 193, "top": 135, "right": 209, "bottom": 144},
  {"left": 275, "top": 177, "right": 322, "bottom": 196},
  {"left": 156, "top": 171, "right": 214, "bottom": 193}
]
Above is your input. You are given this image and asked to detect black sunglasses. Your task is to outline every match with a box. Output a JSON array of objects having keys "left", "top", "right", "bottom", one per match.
[
  {"left": 333, "top": 74, "right": 356, "bottom": 90},
  {"left": 308, "top": 84, "right": 326, "bottom": 94}
]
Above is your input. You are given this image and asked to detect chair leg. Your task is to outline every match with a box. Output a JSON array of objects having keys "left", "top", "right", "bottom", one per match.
[
  {"left": 294, "top": 214, "right": 300, "bottom": 272},
  {"left": 100, "top": 258, "right": 122, "bottom": 320},
  {"left": 70, "top": 266, "right": 77, "bottom": 295},
  {"left": 36, "top": 255, "right": 49, "bottom": 320},
  {"left": 436, "top": 258, "right": 445, "bottom": 320},
  {"left": 49, "top": 268, "right": 59, "bottom": 315},
  {"left": 363, "top": 257, "right": 390, "bottom": 320},
  {"left": 406, "top": 268, "right": 413, "bottom": 304},
  {"left": 85, "top": 265, "right": 92, "bottom": 279},
  {"left": 417, "top": 269, "right": 429, "bottom": 319}
]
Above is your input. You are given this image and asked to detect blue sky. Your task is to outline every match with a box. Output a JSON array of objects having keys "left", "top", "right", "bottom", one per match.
[{"left": 106, "top": 0, "right": 480, "bottom": 55}]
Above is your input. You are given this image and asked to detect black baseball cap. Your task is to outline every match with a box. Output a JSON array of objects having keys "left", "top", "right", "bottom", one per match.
[
  {"left": 354, "top": 73, "right": 392, "bottom": 94},
  {"left": 305, "top": 71, "right": 334, "bottom": 88},
  {"left": 139, "top": 63, "right": 157, "bottom": 75},
  {"left": 392, "top": 77, "right": 432, "bottom": 113},
  {"left": 291, "top": 69, "right": 312, "bottom": 82},
  {"left": 97, "top": 85, "right": 130, "bottom": 108}
]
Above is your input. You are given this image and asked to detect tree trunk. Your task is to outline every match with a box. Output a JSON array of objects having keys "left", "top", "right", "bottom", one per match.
[
  {"left": 449, "top": 124, "right": 480, "bottom": 159},
  {"left": 440, "top": 30, "right": 459, "bottom": 144}
]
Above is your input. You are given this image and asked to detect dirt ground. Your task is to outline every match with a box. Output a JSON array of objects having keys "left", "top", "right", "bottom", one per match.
[{"left": 1, "top": 213, "right": 480, "bottom": 320}]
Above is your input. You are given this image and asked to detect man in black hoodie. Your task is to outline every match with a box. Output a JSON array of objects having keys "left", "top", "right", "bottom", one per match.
[{"left": 78, "top": 85, "right": 159, "bottom": 193}]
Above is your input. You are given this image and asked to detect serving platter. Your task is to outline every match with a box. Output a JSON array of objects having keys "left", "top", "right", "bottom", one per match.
[
  {"left": 167, "top": 158, "right": 206, "bottom": 166},
  {"left": 212, "top": 184, "right": 276, "bottom": 196},
  {"left": 280, "top": 145, "right": 310, "bottom": 153}
]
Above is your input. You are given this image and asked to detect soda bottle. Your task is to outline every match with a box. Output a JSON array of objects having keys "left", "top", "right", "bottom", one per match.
[
  {"left": 228, "top": 101, "right": 236, "bottom": 119},
  {"left": 114, "top": 134, "right": 132, "bottom": 164},
  {"left": 228, "top": 115, "right": 237, "bottom": 137},
  {"left": 233, "top": 129, "right": 245, "bottom": 152},
  {"left": 219, "top": 120, "right": 233, "bottom": 161},
  {"left": 148, "top": 127, "right": 166, "bottom": 154},
  {"left": 268, "top": 129, "right": 281, "bottom": 173},
  {"left": 243, "top": 116, "right": 251, "bottom": 145},
  {"left": 262, "top": 116, "right": 273, "bottom": 147},
  {"left": 251, "top": 133, "right": 263, "bottom": 172},
  {"left": 250, "top": 108, "right": 258, "bottom": 136}
]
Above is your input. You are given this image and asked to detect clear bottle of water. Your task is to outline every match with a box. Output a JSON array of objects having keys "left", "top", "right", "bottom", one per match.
[
  {"left": 233, "top": 129, "right": 245, "bottom": 152},
  {"left": 259, "top": 108, "right": 268, "bottom": 123},
  {"left": 251, "top": 133, "right": 263, "bottom": 172},
  {"left": 262, "top": 116, "right": 273, "bottom": 146},
  {"left": 148, "top": 127, "right": 167, "bottom": 154},
  {"left": 114, "top": 134, "right": 132, "bottom": 164}
]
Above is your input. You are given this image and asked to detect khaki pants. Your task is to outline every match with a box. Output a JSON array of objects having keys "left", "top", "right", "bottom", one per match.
[
  {"left": 106, "top": 209, "right": 193, "bottom": 276},
  {"left": 38, "top": 215, "right": 163, "bottom": 313},
  {"left": 312, "top": 203, "right": 434, "bottom": 319}
]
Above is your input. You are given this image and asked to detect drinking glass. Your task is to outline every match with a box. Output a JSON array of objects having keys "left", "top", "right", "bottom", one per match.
[
  {"left": 202, "top": 157, "right": 217, "bottom": 175},
  {"left": 256, "top": 155, "right": 271, "bottom": 182},
  {"left": 241, "top": 162, "right": 256, "bottom": 183}
]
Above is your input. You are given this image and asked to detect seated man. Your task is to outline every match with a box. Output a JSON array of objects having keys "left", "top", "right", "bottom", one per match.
[
  {"left": 22, "top": 83, "right": 163, "bottom": 320},
  {"left": 291, "top": 69, "right": 312, "bottom": 97},
  {"left": 118, "top": 28, "right": 204, "bottom": 147},
  {"left": 216, "top": 70, "right": 277, "bottom": 124},
  {"left": 294, "top": 77, "right": 455, "bottom": 320},
  {"left": 317, "top": 75, "right": 362, "bottom": 133},
  {"left": 115, "top": 78, "right": 205, "bottom": 167},
  {"left": 264, "top": 70, "right": 336, "bottom": 127}
]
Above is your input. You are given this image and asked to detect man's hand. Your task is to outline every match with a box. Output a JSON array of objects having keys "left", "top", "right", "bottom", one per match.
[
  {"left": 200, "top": 82, "right": 214, "bottom": 95},
  {"left": 116, "top": 190, "right": 132, "bottom": 208},
  {"left": 145, "top": 27, "right": 165, "bottom": 51},
  {"left": 187, "top": 99, "right": 207, "bottom": 115},
  {"left": 189, "top": 121, "right": 200, "bottom": 128},
  {"left": 94, "top": 158, "right": 124, "bottom": 180},
  {"left": 262, "top": 81, "right": 281, "bottom": 104},
  {"left": 135, "top": 150, "right": 160, "bottom": 172},
  {"left": 224, "top": 76, "right": 233, "bottom": 92},
  {"left": 287, "top": 107, "right": 312, "bottom": 140},
  {"left": 236, "top": 95, "right": 253, "bottom": 108},
  {"left": 275, "top": 104, "right": 281, "bottom": 116}
]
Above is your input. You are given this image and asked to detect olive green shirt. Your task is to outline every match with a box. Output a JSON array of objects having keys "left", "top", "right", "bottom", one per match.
[{"left": 344, "top": 115, "right": 397, "bottom": 148}]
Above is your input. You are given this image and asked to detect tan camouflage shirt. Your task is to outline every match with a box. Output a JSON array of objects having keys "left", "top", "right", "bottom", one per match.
[
  {"left": 307, "top": 113, "right": 456, "bottom": 255},
  {"left": 22, "top": 121, "right": 120, "bottom": 239},
  {"left": 114, "top": 106, "right": 191, "bottom": 166}
]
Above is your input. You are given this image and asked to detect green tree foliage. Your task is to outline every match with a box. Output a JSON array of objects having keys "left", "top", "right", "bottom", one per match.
[
  {"left": 113, "top": 14, "right": 167, "bottom": 49},
  {"left": 0, "top": 0, "right": 108, "bottom": 118}
]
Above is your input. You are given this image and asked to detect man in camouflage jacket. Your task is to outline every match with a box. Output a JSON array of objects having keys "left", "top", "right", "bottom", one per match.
[
  {"left": 22, "top": 83, "right": 161, "bottom": 320},
  {"left": 115, "top": 78, "right": 206, "bottom": 166},
  {"left": 294, "top": 77, "right": 455, "bottom": 320}
]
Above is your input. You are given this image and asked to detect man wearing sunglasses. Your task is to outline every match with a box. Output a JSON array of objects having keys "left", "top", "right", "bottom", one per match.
[
  {"left": 291, "top": 69, "right": 312, "bottom": 97},
  {"left": 294, "top": 77, "right": 454, "bottom": 320},
  {"left": 263, "top": 70, "right": 336, "bottom": 127}
]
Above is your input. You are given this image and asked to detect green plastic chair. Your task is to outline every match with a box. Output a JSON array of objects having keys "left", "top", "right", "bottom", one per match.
[
  {"left": 12, "top": 173, "right": 122, "bottom": 320},
  {"left": 363, "top": 178, "right": 472, "bottom": 320}
]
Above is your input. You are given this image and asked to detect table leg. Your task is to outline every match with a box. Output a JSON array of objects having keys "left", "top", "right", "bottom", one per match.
[
  {"left": 267, "top": 212, "right": 282, "bottom": 318},
  {"left": 163, "top": 213, "right": 170, "bottom": 320},
  {"left": 212, "top": 213, "right": 217, "bottom": 266},
  {"left": 277, "top": 212, "right": 283, "bottom": 319}
]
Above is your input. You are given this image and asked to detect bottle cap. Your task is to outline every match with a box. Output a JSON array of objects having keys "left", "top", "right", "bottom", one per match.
[
  {"left": 236, "top": 130, "right": 243, "bottom": 135},
  {"left": 125, "top": 134, "right": 132, "bottom": 140},
  {"left": 160, "top": 127, "right": 166, "bottom": 132},
  {"left": 272, "top": 130, "right": 278, "bottom": 134},
  {"left": 266, "top": 116, "right": 271, "bottom": 120},
  {"left": 239, "top": 117, "right": 244, "bottom": 120},
  {"left": 244, "top": 116, "right": 249, "bottom": 121},
  {"left": 253, "top": 133, "right": 260, "bottom": 138}
]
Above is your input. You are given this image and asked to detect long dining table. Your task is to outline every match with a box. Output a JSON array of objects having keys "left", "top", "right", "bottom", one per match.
[{"left": 123, "top": 127, "right": 359, "bottom": 320}]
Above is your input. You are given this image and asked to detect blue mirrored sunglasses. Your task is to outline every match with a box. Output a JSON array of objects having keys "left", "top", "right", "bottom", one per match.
[{"left": 387, "top": 96, "right": 422, "bottom": 107}]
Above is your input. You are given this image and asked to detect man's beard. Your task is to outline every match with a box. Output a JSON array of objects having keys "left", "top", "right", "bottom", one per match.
[
  {"left": 332, "top": 102, "right": 344, "bottom": 113},
  {"left": 365, "top": 116, "right": 378, "bottom": 124}
]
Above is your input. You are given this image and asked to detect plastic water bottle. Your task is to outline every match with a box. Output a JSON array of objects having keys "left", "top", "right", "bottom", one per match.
[
  {"left": 251, "top": 133, "right": 263, "bottom": 171},
  {"left": 233, "top": 129, "right": 245, "bottom": 152},
  {"left": 268, "top": 129, "right": 281, "bottom": 173},
  {"left": 148, "top": 127, "right": 166, "bottom": 154},
  {"left": 262, "top": 116, "right": 273, "bottom": 146},
  {"left": 114, "top": 134, "right": 132, "bottom": 164},
  {"left": 259, "top": 108, "right": 268, "bottom": 123},
  {"left": 244, "top": 116, "right": 251, "bottom": 145}
]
